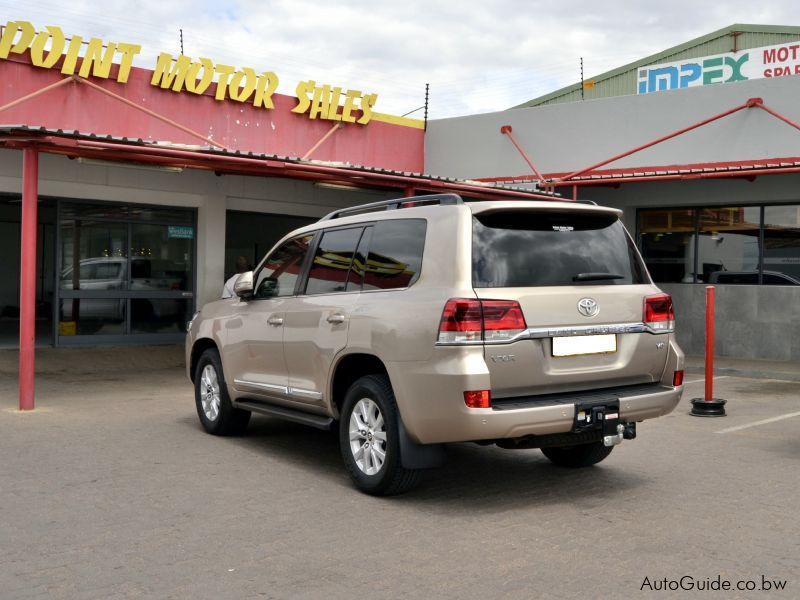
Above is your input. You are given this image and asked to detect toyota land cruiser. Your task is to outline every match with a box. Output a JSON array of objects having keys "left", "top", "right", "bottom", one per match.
[{"left": 186, "top": 194, "right": 684, "bottom": 495}]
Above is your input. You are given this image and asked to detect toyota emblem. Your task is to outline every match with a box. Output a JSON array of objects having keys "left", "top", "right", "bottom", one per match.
[{"left": 577, "top": 298, "right": 599, "bottom": 317}]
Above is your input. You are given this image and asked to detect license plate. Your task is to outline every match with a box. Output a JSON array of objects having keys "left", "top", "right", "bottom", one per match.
[{"left": 552, "top": 334, "right": 617, "bottom": 357}]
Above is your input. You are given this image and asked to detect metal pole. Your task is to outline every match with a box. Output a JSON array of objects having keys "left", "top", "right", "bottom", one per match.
[
  {"left": 19, "top": 147, "right": 39, "bottom": 411},
  {"left": 580, "top": 57, "right": 584, "bottom": 101},
  {"left": 704, "top": 285, "right": 715, "bottom": 401},
  {"left": 424, "top": 83, "right": 429, "bottom": 131},
  {"left": 690, "top": 284, "right": 726, "bottom": 416}
]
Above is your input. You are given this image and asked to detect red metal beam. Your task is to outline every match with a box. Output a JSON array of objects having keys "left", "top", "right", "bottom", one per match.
[
  {"left": 499, "top": 125, "right": 545, "bottom": 183},
  {"left": 74, "top": 77, "right": 229, "bottom": 150},
  {"left": 19, "top": 147, "right": 38, "bottom": 411},
  {"left": 0, "top": 76, "right": 76, "bottom": 114},
  {"left": 754, "top": 102, "right": 800, "bottom": 133},
  {"left": 301, "top": 122, "right": 342, "bottom": 160},
  {"left": 557, "top": 98, "right": 764, "bottom": 183}
]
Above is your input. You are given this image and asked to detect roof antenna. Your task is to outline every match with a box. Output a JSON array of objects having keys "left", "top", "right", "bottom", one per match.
[
  {"left": 580, "top": 57, "right": 584, "bottom": 100},
  {"left": 179, "top": 28, "right": 184, "bottom": 55}
]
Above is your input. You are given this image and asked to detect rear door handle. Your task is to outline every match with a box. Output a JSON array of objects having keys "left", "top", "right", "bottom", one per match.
[
  {"left": 267, "top": 316, "right": 284, "bottom": 326},
  {"left": 327, "top": 313, "right": 346, "bottom": 324}
]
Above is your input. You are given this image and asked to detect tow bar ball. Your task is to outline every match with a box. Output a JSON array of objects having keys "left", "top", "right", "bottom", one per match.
[{"left": 604, "top": 422, "right": 637, "bottom": 447}]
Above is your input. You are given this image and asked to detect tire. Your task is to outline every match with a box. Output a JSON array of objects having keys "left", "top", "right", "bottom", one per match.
[
  {"left": 541, "top": 441, "right": 614, "bottom": 468},
  {"left": 194, "top": 349, "right": 251, "bottom": 436},
  {"left": 339, "top": 374, "right": 423, "bottom": 496}
]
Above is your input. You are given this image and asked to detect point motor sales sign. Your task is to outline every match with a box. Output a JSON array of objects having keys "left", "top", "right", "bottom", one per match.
[{"left": 637, "top": 40, "right": 800, "bottom": 94}]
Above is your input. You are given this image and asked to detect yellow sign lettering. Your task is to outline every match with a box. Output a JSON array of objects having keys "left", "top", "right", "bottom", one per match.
[
  {"left": 151, "top": 52, "right": 192, "bottom": 90},
  {"left": 0, "top": 21, "right": 35, "bottom": 59},
  {"left": 184, "top": 57, "right": 214, "bottom": 94},
  {"left": 253, "top": 71, "right": 278, "bottom": 109},
  {"left": 213, "top": 64, "right": 235, "bottom": 100},
  {"left": 357, "top": 93, "right": 378, "bottom": 125},
  {"left": 292, "top": 80, "right": 314, "bottom": 114},
  {"left": 60, "top": 34, "right": 83, "bottom": 75},
  {"left": 341, "top": 89, "right": 361, "bottom": 123},
  {"left": 78, "top": 37, "right": 118, "bottom": 79},
  {"left": 228, "top": 67, "right": 257, "bottom": 103},
  {"left": 0, "top": 19, "right": 386, "bottom": 126},
  {"left": 30, "top": 25, "right": 65, "bottom": 69},
  {"left": 115, "top": 42, "right": 142, "bottom": 83}
]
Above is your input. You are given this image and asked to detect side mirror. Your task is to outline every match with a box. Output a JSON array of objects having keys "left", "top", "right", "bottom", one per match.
[{"left": 233, "top": 271, "right": 254, "bottom": 298}]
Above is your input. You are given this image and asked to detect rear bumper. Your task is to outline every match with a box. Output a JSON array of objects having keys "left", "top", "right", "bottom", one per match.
[{"left": 388, "top": 341, "right": 684, "bottom": 445}]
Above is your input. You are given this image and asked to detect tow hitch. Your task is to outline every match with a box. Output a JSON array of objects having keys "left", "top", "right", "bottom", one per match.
[{"left": 573, "top": 399, "right": 637, "bottom": 447}]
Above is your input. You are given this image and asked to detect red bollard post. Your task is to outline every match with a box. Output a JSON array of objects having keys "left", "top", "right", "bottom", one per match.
[
  {"left": 704, "top": 285, "right": 714, "bottom": 401},
  {"left": 691, "top": 285, "right": 726, "bottom": 417}
]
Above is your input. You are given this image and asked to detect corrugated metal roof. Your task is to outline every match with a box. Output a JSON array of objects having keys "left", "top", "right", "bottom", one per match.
[
  {"left": 476, "top": 156, "right": 800, "bottom": 186},
  {"left": 0, "top": 124, "right": 559, "bottom": 197},
  {"left": 515, "top": 24, "right": 800, "bottom": 108}
]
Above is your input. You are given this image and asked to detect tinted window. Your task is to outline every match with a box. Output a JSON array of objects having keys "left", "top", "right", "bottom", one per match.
[
  {"left": 363, "top": 220, "right": 426, "bottom": 291},
  {"left": 472, "top": 211, "right": 647, "bottom": 287},
  {"left": 346, "top": 226, "right": 372, "bottom": 292},
  {"left": 254, "top": 235, "right": 312, "bottom": 298},
  {"left": 305, "top": 227, "right": 363, "bottom": 295}
]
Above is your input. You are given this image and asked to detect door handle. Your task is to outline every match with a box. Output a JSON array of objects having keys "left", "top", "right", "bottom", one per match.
[
  {"left": 267, "top": 316, "right": 284, "bottom": 326},
  {"left": 327, "top": 313, "right": 346, "bottom": 324}
]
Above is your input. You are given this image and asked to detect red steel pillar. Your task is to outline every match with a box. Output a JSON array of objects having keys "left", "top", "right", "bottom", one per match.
[
  {"left": 19, "top": 147, "right": 39, "bottom": 411},
  {"left": 690, "top": 285, "right": 726, "bottom": 417}
]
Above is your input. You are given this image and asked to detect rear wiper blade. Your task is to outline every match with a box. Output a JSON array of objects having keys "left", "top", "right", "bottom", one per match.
[{"left": 572, "top": 272, "right": 624, "bottom": 282}]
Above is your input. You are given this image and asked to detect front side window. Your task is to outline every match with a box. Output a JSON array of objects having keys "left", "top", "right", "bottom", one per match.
[
  {"left": 473, "top": 211, "right": 647, "bottom": 287},
  {"left": 305, "top": 227, "right": 364, "bottom": 295},
  {"left": 254, "top": 234, "right": 313, "bottom": 298}
]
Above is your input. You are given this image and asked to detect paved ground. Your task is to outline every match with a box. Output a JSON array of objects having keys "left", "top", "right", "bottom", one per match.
[{"left": 1, "top": 348, "right": 798, "bottom": 599}]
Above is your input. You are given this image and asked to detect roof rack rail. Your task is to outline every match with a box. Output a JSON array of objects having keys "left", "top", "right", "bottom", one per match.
[
  {"left": 318, "top": 193, "right": 463, "bottom": 221},
  {"left": 576, "top": 199, "right": 597, "bottom": 205}
]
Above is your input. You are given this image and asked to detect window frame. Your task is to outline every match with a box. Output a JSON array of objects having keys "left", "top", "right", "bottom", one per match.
[
  {"left": 251, "top": 232, "right": 317, "bottom": 300},
  {"left": 301, "top": 225, "right": 366, "bottom": 297},
  {"left": 636, "top": 202, "right": 800, "bottom": 286}
]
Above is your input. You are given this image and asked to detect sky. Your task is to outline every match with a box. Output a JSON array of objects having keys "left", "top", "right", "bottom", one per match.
[{"left": 3, "top": 1, "right": 799, "bottom": 120}]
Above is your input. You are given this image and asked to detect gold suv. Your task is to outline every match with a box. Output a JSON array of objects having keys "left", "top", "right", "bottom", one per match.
[{"left": 186, "top": 194, "right": 684, "bottom": 495}]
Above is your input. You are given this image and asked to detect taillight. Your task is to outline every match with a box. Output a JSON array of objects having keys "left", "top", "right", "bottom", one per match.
[
  {"left": 438, "top": 298, "right": 527, "bottom": 344},
  {"left": 673, "top": 370, "right": 684, "bottom": 387},
  {"left": 464, "top": 390, "right": 491, "bottom": 409},
  {"left": 644, "top": 293, "right": 675, "bottom": 332}
]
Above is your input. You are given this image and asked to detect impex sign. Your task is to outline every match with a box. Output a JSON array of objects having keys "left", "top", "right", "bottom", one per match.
[{"left": 637, "top": 40, "right": 800, "bottom": 94}]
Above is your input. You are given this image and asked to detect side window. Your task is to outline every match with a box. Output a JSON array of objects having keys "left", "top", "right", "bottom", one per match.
[
  {"left": 305, "top": 227, "right": 364, "bottom": 295},
  {"left": 363, "top": 219, "right": 426, "bottom": 291},
  {"left": 254, "top": 234, "right": 313, "bottom": 298},
  {"left": 346, "top": 226, "right": 373, "bottom": 292}
]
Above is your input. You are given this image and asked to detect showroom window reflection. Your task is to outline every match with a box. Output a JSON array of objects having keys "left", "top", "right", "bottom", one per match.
[{"left": 638, "top": 205, "right": 800, "bottom": 285}]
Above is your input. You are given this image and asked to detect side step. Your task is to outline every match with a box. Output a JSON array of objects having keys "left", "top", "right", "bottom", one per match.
[{"left": 236, "top": 400, "right": 334, "bottom": 431}]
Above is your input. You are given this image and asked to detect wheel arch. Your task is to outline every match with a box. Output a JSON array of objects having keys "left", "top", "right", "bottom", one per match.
[
  {"left": 329, "top": 353, "right": 389, "bottom": 419},
  {"left": 189, "top": 337, "right": 220, "bottom": 383}
]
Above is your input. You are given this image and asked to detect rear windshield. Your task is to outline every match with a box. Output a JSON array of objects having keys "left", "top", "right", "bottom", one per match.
[{"left": 472, "top": 211, "right": 648, "bottom": 287}]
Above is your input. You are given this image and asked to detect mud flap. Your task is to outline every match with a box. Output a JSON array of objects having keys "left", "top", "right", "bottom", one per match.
[{"left": 398, "top": 418, "right": 446, "bottom": 469}]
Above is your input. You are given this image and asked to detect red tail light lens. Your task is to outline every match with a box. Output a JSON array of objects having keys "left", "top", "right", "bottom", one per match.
[
  {"left": 673, "top": 370, "right": 684, "bottom": 387},
  {"left": 438, "top": 299, "right": 483, "bottom": 343},
  {"left": 464, "top": 390, "right": 491, "bottom": 409},
  {"left": 438, "top": 299, "right": 527, "bottom": 343},
  {"left": 644, "top": 293, "right": 675, "bottom": 332},
  {"left": 481, "top": 300, "right": 527, "bottom": 341}
]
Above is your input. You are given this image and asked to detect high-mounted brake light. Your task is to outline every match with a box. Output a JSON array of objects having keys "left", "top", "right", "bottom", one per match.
[
  {"left": 644, "top": 293, "right": 675, "bottom": 332},
  {"left": 438, "top": 299, "right": 527, "bottom": 344}
]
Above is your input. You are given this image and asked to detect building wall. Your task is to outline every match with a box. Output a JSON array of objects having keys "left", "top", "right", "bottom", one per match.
[
  {"left": 426, "top": 74, "right": 800, "bottom": 180},
  {"left": 0, "top": 149, "right": 390, "bottom": 310},
  {"left": 584, "top": 177, "right": 800, "bottom": 360},
  {"left": 519, "top": 28, "right": 800, "bottom": 107}
]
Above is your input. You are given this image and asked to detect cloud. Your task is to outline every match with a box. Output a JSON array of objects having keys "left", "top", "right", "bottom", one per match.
[{"left": 3, "top": 0, "right": 799, "bottom": 118}]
